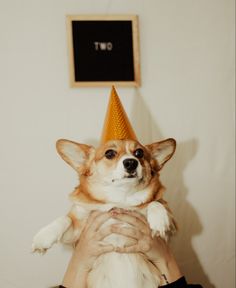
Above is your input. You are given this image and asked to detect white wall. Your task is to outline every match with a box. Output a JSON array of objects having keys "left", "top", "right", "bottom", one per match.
[{"left": 0, "top": 0, "right": 235, "bottom": 287}]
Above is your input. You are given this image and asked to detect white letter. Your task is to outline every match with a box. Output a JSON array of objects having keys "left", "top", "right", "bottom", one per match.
[
  {"left": 107, "top": 42, "right": 113, "bottom": 51},
  {"left": 100, "top": 42, "right": 107, "bottom": 50},
  {"left": 94, "top": 42, "right": 99, "bottom": 50}
]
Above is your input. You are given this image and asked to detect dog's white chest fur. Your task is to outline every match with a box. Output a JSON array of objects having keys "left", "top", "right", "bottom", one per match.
[{"left": 88, "top": 252, "right": 159, "bottom": 288}]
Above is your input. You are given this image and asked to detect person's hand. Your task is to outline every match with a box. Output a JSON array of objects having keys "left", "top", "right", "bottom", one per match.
[
  {"left": 110, "top": 208, "right": 163, "bottom": 262},
  {"left": 110, "top": 208, "right": 182, "bottom": 285},
  {"left": 62, "top": 210, "right": 115, "bottom": 288},
  {"left": 74, "top": 210, "right": 115, "bottom": 271},
  {"left": 62, "top": 208, "right": 182, "bottom": 287}
]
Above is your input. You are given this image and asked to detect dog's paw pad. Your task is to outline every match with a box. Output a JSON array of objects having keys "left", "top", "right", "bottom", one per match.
[
  {"left": 31, "top": 238, "right": 53, "bottom": 254},
  {"left": 31, "top": 245, "right": 47, "bottom": 255}
]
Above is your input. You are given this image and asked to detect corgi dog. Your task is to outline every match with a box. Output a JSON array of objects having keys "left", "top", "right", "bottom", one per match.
[{"left": 32, "top": 138, "right": 177, "bottom": 288}]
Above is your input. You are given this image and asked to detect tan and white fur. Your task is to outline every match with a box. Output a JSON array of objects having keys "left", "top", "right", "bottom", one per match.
[{"left": 32, "top": 138, "right": 177, "bottom": 288}]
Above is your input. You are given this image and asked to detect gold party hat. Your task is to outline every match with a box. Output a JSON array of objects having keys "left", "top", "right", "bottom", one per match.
[{"left": 100, "top": 86, "right": 137, "bottom": 144}]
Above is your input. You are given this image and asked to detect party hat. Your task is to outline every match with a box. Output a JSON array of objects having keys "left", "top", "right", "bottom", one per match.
[{"left": 100, "top": 86, "right": 137, "bottom": 144}]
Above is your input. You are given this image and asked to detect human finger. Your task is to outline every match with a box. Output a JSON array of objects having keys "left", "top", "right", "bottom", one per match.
[
  {"left": 111, "top": 213, "right": 150, "bottom": 234},
  {"left": 96, "top": 244, "right": 114, "bottom": 256},
  {"left": 80, "top": 210, "right": 102, "bottom": 235},
  {"left": 115, "top": 239, "right": 151, "bottom": 253},
  {"left": 87, "top": 211, "right": 111, "bottom": 233},
  {"left": 111, "top": 224, "right": 143, "bottom": 240},
  {"left": 94, "top": 225, "right": 114, "bottom": 241},
  {"left": 115, "top": 244, "right": 140, "bottom": 253},
  {"left": 85, "top": 210, "right": 103, "bottom": 228},
  {"left": 125, "top": 210, "right": 149, "bottom": 226},
  {"left": 111, "top": 208, "right": 150, "bottom": 230}
]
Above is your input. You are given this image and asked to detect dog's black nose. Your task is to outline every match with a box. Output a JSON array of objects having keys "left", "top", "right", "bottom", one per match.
[{"left": 123, "top": 158, "right": 138, "bottom": 172}]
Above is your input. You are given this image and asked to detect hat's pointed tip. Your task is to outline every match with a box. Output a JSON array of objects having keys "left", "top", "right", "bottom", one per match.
[
  {"left": 100, "top": 86, "right": 137, "bottom": 145},
  {"left": 110, "top": 85, "right": 118, "bottom": 98}
]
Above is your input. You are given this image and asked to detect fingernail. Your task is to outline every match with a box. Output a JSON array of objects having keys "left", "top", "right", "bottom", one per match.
[
  {"left": 109, "top": 207, "right": 117, "bottom": 212},
  {"left": 122, "top": 209, "right": 131, "bottom": 214},
  {"left": 110, "top": 210, "right": 118, "bottom": 217},
  {"left": 112, "top": 223, "right": 121, "bottom": 228}
]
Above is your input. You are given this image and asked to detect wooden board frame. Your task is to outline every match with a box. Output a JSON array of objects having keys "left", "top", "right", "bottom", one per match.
[{"left": 66, "top": 15, "right": 141, "bottom": 87}]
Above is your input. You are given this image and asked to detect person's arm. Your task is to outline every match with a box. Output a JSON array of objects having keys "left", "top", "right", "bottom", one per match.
[
  {"left": 149, "top": 237, "right": 183, "bottom": 286},
  {"left": 110, "top": 209, "right": 203, "bottom": 287},
  {"left": 62, "top": 210, "right": 115, "bottom": 288},
  {"left": 110, "top": 208, "right": 182, "bottom": 285},
  {"left": 61, "top": 251, "right": 88, "bottom": 288}
]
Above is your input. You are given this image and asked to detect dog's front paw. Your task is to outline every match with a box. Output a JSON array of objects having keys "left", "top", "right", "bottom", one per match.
[
  {"left": 32, "top": 226, "right": 59, "bottom": 254},
  {"left": 147, "top": 201, "right": 171, "bottom": 240},
  {"left": 31, "top": 216, "right": 72, "bottom": 254}
]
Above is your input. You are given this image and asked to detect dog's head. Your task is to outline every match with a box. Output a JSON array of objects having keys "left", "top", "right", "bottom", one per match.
[{"left": 56, "top": 138, "right": 176, "bottom": 205}]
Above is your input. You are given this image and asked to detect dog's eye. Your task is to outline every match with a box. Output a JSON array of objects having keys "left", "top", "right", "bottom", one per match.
[
  {"left": 105, "top": 149, "right": 117, "bottom": 159},
  {"left": 134, "top": 148, "right": 144, "bottom": 159}
]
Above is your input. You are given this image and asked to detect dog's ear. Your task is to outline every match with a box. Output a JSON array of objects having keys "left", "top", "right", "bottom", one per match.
[
  {"left": 146, "top": 138, "right": 176, "bottom": 170},
  {"left": 56, "top": 139, "right": 94, "bottom": 171}
]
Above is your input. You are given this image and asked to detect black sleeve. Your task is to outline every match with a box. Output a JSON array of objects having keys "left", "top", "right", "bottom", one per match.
[
  {"left": 160, "top": 276, "right": 203, "bottom": 287},
  {"left": 59, "top": 277, "right": 203, "bottom": 288}
]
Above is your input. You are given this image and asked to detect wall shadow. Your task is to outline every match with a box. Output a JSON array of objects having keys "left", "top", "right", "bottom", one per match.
[{"left": 130, "top": 89, "right": 215, "bottom": 288}]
